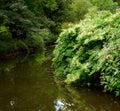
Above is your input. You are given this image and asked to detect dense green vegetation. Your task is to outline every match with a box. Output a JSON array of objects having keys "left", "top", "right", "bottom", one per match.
[
  {"left": 0, "top": 0, "right": 72, "bottom": 57},
  {"left": 0, "top": 0, "right": 44, "bottom": 57},
  {"left": 1, "top": 0, "right": 120, "bottom": 96},
  {"left": 53, "top": 7, "right": 120, "bottom": 96}
]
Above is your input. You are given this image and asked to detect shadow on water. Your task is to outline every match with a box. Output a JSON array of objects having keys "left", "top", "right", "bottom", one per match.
[{"left": 0, "top": 49, "right": 120, "bottom": 111}]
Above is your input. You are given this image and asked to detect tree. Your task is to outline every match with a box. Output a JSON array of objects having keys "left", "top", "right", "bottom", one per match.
[
  {"left": 0, "top": 0, "right": 41, "bottom": 39},
  {"left": 24, "top": 0, "right": 72, "bottom": 34}
]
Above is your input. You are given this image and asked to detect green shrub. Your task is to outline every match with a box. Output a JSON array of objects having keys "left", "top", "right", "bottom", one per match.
[
  {"left": 53, "top": 9, "right": 120, "bottom": 96},
  {"left": 0, "top": 26, "right": 12, "bottom": 41}
]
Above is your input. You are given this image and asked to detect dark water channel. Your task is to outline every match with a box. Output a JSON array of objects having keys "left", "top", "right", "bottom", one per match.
[{"left": 0, "top": 50, "right": 120, "bottom": 111}]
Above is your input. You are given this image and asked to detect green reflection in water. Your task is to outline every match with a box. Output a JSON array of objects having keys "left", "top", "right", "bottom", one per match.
[
  {"left": 55, "top": 79, "right": 120, "bottom": 111},
  {"left": 0, "top": 50, "right": 120, "bottom": 111},
  {"left": 0, "top": 51, "right": 58, "bottom": 111}
]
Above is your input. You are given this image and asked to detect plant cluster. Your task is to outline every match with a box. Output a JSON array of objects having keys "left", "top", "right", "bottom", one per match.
[
  {"left": 0, "top": 25, "right": 44, "bottom": 56},
  {"left": 53, "top": 9, "right": 120, "bottom": 96}
]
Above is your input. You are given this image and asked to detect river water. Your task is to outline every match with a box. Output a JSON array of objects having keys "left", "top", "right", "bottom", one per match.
[{"left": 0, "top": 50, "right": 120, "bottom": 111}]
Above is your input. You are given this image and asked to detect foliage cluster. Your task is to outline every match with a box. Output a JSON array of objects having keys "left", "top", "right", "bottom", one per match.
[
  {"left": 67, "top": 0, "right": 118, "bottom": 23},
  {"left": 0, "top": 0, "right": 72, "bottom": 51},
  {"left": 24, "top": 0, "right": 72, "bottom": 43},
  {"left": 0, "top": 0, "right": 44, "bottom": 56},
  {"left": 0, "top": 25, "right": 44, "bottom": 56},
  {"left": 53, "top": 9, "right": 120, "bottom": 96},
  {"left": 0, "top": 0, "right": 41, "bottom": 39},
  {"left": 90, "top": 0, "right": 118, "bottom": 12},
  {"left": 0, "top": 0, "right": 120, "bottom": 56}
]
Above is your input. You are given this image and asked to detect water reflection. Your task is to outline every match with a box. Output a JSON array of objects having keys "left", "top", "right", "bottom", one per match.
[
  {"left": 56, "top": 84, "right": 120, "bottom": 111},
  {"left": 54, "top": 98, "right": 74, "bottom": 111},
  {"left": 54, "top": 99, "right": 66, "bottom": 111},
  {"left": 0, "top": 51, "right": 120, "bottom": 111},
  {"left": 10, "top": 100, "right": 15, "bottom": 106},
  {"left": 0, "top": 51, "right": 57, "bottom": 111}
]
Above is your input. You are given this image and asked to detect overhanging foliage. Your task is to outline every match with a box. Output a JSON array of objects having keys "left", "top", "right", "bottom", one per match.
[{"left": 53, "top": 9, "right": 120, "bottom": 96}]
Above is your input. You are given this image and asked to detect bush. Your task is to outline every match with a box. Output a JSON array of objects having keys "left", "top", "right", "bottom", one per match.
[{"left": 53, "top": 9, "right": 120, "bottom": 96}]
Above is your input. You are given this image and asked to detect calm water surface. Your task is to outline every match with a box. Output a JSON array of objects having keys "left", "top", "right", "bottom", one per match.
[{"left": 0, "top": 50, "right": 120, "bottom": 111}]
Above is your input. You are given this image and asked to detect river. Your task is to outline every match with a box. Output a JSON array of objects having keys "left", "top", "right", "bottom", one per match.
[{"left": 0, "top": 49, "right": 120, "bottom": 111}]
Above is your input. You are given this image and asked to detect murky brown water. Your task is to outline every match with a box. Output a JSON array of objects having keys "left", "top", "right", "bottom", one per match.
[{"left": 0, "top": 50, "right": 120, "bottom": 111}]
